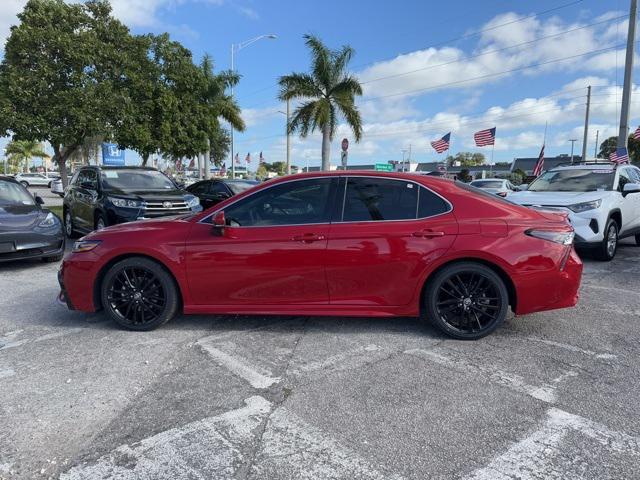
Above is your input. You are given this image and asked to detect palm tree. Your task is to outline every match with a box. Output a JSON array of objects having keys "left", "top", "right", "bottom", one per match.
[
  {"left": 5, "top": 139, "right": 49, "bottom": 173},
  {"left": 278, "top": 35, "right": 363, "bottom": 171},
  {"left": 200, "top": 54, "right": 244, "bottom": 174}
]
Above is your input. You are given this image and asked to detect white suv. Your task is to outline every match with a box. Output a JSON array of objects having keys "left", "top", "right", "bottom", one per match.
[
  {"left": 509, "top": 162, "right": 640, "bottom": 261},
  {"left": 14, "top": 172, "right": 52, "bottom": 187}
]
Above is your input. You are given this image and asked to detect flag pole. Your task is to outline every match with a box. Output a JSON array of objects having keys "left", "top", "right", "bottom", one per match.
[{"left": 543, "top": 121, "right": 548, "bottom": 146}]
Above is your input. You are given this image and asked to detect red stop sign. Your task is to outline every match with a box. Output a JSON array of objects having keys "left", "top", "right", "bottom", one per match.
[{"left": 341, "top": 138, "right": 349, "bottom": 151}]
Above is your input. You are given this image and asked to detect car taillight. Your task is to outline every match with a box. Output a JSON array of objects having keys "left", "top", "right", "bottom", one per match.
[{"left": 525, "top": 229, "right": 574, "bottom": 245}]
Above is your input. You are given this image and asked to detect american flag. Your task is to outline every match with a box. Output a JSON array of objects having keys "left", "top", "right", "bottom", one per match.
[
  {"left": 633, "top": 126, "right": 640, "bottom": 140},
  {"left": 245, "top": 152, "right": 251, "bottom": 164},
  {"left": 220, "top": 163, "right": 227, "bottom": 176},
  {"left": 188, "top": 158, "right": 195, "bottom": 169},
  {"left": 610, "top": 147, "right": 629, "bottom": 164},
  {"left": 234, "top": 153, "right": 240, "bottom": 164},
  {"left": 532, "top": 145, "right": 545, "bottom": 177},
  {"left": 259, "top": 151, "right": 264, "bottom": 164},
  {"left": 176, "top": 159, "right": 183, "bottom": 171},
  {"left": 474, "top": 127, "right": 496, "bottom": 147},
  {"left": 430, "top": 132, "right": 451, "bottom": 154}
]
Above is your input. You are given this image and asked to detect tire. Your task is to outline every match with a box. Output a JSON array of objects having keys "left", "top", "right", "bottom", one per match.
[
  {"left": 424, "top": 262, "right": 509, "bottom": 340},
  {"left": 64, "top": 209, "right": 79, "bottom": 239},
  {"left": 20, "top": 181, "right": 29, "bottom": 188},
  {"left": 95, "top": 214, "right": 107, "bottom": 231},
  {"left": 47, "top": 181, "right": 52, "bottom": 188},
  {"left": 635, "top": 234, "right": 640, "bottom": 247},
  {"left": 595, "top": 218, "right": 618, "bottom": 261},
  {"left": 100, "top": 257, "right": 179, "bottom": 331}
]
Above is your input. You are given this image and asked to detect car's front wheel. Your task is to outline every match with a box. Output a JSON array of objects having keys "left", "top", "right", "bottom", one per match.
[
  {"left": 424, "top": 262, "right": 509, "bottom": 340},
  {"left": 101, "top": 257, "right": 179, "bottom": 331},
  {"left": 64, "top": 210, "right": 79, "bottom": 238},
  {"left": 595, "top": 218, "right": 618, "bottom": 261}
]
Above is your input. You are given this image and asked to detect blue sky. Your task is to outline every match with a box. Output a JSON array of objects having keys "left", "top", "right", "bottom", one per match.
[{"left": 0, "top": 0, "right": 637, "bottom": 167}]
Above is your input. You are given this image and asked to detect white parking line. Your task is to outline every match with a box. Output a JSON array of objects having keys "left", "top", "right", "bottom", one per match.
[
  {"left": 525, "top": 337, "right": 617, "bottom": 360},
  {"left": 290, "top": 343, "right": 386, "bottom": 375},
  {"left": 405, "top": 348, "right": 574, "bottom": 404},
  {"left": 61, "top": 395, "right": 404, "bottom": 480},
  {"left": 465, "top": 407, "right": 640, "bottom": 479},
  {"left": 0, "top": 328, "right": 83, "bottom": 351},
  {"left": 198, "top": 340, "right": 281, "bottom": 389}
]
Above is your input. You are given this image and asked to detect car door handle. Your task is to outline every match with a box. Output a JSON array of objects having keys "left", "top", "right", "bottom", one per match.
[
  {"left": 292, "top": 233, "right": 326, "bottom": 243},
  {"left": 413, "top": 230, "right": 445, "bottom": 238}
]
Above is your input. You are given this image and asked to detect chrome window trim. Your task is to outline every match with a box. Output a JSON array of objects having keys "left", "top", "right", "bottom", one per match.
[{"left": 197, "top": 174, "right": 454, "bottom": 227}]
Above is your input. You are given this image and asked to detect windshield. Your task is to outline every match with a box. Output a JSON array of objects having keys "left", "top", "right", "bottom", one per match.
[
  {"left": 470, "top": 180, "right": 503, "bottom": 188},
  {"left": 0, "top": 180, "right": 36, "bottom": 206},
  {"left": 227, "top": 181, "right": 259, "bottom": 194},
  {"left": 101, "top": 169, "right": 177, "bottom": 191},
  {"left": 528, "top": 169, "right": 614, "bottom": 192}
]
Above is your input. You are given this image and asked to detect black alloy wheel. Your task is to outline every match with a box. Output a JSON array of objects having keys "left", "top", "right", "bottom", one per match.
[
  {"left": 425, "top": 262, "right": 509, "bottom": 340},
  {"left": 101, "top": 257, "right": 179, "bottom": 331}
]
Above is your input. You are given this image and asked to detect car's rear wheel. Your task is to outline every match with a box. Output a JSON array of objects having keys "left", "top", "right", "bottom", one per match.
[
  {"left": 595, "top": 218, "right": 618, "bottom": 261},
  {"left": 101, "top": 257, "right": 179, "bottom": 331},
  {"left": 20, "top": 181, "right": 29, "bottom": 188},
  {"left": 424, "top": 262, "right": 509, "bottom": 340}
]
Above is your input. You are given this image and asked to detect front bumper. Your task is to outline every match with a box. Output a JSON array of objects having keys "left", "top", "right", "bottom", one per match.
[
  {"left": 57, "top": 266, "right": 74, "bottom": 310},
  {"left": 0, "top": 231, "right": 65, "bottom": 263}
]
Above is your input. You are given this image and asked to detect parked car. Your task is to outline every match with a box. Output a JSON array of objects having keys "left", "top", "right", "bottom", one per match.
[
  {"left": 15, "top": 172, "right": 53, "bottom": 188},
  {"left": 0, "top": 176, "right": 65, "bottom": 262},
  {"left": 59, "top": 172, "right": 582, "bottom": 340},
  {"left": 62, "top": 166, "right": 202, "bottom": 237},
  {"left": 469, "top": 179, "right": 519, "bottom": 197},
  {"left": 509, "top": 162, "right": 640, "bottom": 261},
  {"left": 186, "top": 179, "right": 260, "bottom": 209},
  {"left": 51, "top": 177, "right": 65, "bottom": 197}
]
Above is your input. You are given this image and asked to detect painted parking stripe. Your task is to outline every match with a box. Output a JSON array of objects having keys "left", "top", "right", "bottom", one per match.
[
  {"left": 289, "top": 343, "right": 386, "bottom": 376},
  {"left": 405, "top": 348, "right": 575, "bottom": 404},
  {"left": 198, "top": 339, "right": 281, "bottom": 389},
  {"left": 465, "top": 407, "right": 640, "bottom": 479},
  {"left": 525, "top": 337, "right": 617, "bottom": 360},
  {"left": 0, "top": 328, "right": 84, "bottom": 351}
]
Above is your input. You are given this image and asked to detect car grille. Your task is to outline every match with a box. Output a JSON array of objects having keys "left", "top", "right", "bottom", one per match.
[{"left": 142, "top": 200, "right": 191, "bottom": 217}]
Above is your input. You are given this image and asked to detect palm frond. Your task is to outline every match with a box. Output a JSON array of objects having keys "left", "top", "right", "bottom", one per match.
[
  {"left": 334, "top": 97, "right": 363, "bottom": 142},
  {"left": 289, "top": 100, "right": 320, "bottom": 137},
  {"left": 303, "top": 34, "right": 332, "bottom": 92},
  {"left": 278, "top": 73, "right": 321, "bottom": 100},
  {"left": 329, "top": 76, "right": 363, "bottom": 97}
]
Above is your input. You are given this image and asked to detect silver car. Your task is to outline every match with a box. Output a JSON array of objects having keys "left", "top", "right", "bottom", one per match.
[
  {"left": 14, "top": 172, "right": 52, "bottom": 188},
  {"left": 51, "top": 177, "right": 65, "bottom": 197},
  {"left": 469, "top": 179, "right": 519, "bottom": 197}
]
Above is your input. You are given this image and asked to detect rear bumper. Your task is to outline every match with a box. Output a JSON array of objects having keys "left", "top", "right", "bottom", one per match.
[{"left": 515, "top": 248, "right": 583, "bottom": 315}]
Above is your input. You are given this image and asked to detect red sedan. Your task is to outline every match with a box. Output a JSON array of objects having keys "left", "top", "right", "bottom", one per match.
[{"left": 58, "top": 172, "right": 582, "bottom": 340}]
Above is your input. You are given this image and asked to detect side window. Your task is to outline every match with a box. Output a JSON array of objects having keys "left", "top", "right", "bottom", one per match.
[
  {"left": 342, "top": 177, "right": 418, "bottom": 222},
  {"left": 618, "top": 169, "right": 632, "bottom": 192},
  {"left": 85, "top": 170, "right": 98, "bottom": 189},
  {"left": 211, "top": 182, "right": 230, "bottom": 195},
  {"left": 418, "top": 187, "right": 450, "bottom": 218},
  {"left": 223, "top": 178, "right": 332, "bottom": 227},
  {"left": 629, "top": 167, "right": 640, "bottom": 184},
  {"left": 70, "top": 171, "right": 80, "bottom": 186},
  {"left": 190, "top": 182, "right": 209, "bottom": 195}
]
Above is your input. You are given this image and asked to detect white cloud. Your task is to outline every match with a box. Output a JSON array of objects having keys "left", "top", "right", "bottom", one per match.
[{"left": 0, "top": 0, "right": 25, "bottom": 49}]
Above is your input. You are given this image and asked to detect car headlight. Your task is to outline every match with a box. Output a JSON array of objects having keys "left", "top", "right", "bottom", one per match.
[
  {"left": 108, "top": 197, "right": 144, "bottom": 208},
  {"left": 568, "top": 199, "right": 601, "bottom": 213},
  {"left": 38, "top": 212, "right": 59, "bottom": 228},
  {"left": 185, "top": 195, "right": 200, "bottom": 208},
  {"left": 526, "top": 229, "right": 575, "bottom": 245},
  {"left": 72, "top": 240, "right": 102, "bottom": 253}
]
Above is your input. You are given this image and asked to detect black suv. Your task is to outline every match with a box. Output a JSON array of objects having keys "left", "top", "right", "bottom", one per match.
[{"left": 63, "top": 166, "right": 202, "bottom": 236}]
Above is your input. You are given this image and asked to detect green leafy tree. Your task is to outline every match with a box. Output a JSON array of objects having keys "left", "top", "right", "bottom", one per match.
[
  {"left": 457, "top": 168, "right": 472, "bottom": 182},
  {"left": 598, "top": 136, "right": 640, "bottom": 164},
  {"left": 279, "top": 34, "right": 363, "bottom": 171},
  {"left": 0, "top": 0, "right": 132, "bottom": 187},
  {"left": 256, "top": 163, "right": 268, "bottom": 180},
  {"left": 5, "top": 139, "right": 49, "bottom": 173},
  {"left": 446, "top": 152, "right": 486, "bottom": 167},
  {"left": 208, "top": 128, "right": 231, "bottom": 168}
]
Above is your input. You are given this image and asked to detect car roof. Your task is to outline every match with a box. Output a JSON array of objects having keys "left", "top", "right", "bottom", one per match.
[
  {"left": 79, "top": 166, "right": 159, "bottom": 171},
  {"left": 550, "top": 162, "right": 619, "bottom": 171}
]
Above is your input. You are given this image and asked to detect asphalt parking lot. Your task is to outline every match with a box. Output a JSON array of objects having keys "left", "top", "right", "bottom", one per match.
[
  {"left": 1, "top": 241, "right": 639, "bottom": 479},
  {"left": 27, "top": 186, "right": 63, "bottom": 208}
]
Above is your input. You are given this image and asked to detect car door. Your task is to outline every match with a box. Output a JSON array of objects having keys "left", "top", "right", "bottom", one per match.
[
  {"left": 325, "top": 176, "right": 457, "bottom": 306},
  {"left": 616, "top": 167, "right": 638, "bottom": 236},
  {"left": 623, "top": 166, "right": 640, "bottom": 233},
  {"left": 185, "top": 177, "right": 337, "bottom": 306},
  {"left": 74, "top": 169, "right": 100, "bottom": 231}
]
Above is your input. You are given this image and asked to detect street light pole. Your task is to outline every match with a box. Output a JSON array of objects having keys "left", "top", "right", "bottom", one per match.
[
  {"left": 618, "top": 0, "right": 637, "bottom": 151},
  {"left": 286, "top": 98, "right": 291, "bottom": 175},
  {"left": 230, "top": 34, "right": 277, "bottom": 180},
  {"left": 569, "top": 139, "right": 577, "bottom": 163}
]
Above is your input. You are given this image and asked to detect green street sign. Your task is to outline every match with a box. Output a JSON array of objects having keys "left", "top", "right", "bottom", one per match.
[{"left": 375, "top": 163, "right": 393, "bottom": 172}]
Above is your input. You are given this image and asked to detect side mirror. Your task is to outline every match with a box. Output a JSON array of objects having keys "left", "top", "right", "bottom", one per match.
[
  {"left": 623, "top": 183, "right": 640, "bottom": 196},
  {"left": 211, "top": 211, "right": 226, "bottom": 235},
  {"left": 35, "top": 195, "right": 44, "bottom": 205}
]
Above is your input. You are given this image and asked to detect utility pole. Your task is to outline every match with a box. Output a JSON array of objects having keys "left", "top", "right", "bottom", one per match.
[
  {"left": 594, "top": 130, "right": 599, "bottom": 158},
  {"left": 569, "top": 139, "right": 577, "bottom": 163},
  {"left": 286, "top": 98, "right": 291, "bottom": 175},
  {"left": 401, "top": 149, "right": 407, "bottom": 172},
  {"left": 581, "top": 85, "right": 591, "bottom": 160},
  {"left": 618, "top": 0, "right": 637, "bottom": 150}
]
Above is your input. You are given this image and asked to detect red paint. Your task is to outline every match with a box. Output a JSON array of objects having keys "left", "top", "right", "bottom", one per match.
[{"left": 61, "top": 172, "right": 582, "bottom": 320}]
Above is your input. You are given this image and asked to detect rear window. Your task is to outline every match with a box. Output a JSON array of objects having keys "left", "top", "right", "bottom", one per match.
[
  {"left": 528, "top": 169, "right": 614, "bottom": 192},
  {"left": 470, "top": 180, "right": 503, "bottom": 188}
]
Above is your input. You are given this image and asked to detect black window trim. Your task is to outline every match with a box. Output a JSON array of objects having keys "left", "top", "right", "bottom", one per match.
[
  {"left": 336, "top": 175, "right": 453, "bottom": 224},
  {"left": 197, "top": 174, "right": 453, "bottom": 227}
]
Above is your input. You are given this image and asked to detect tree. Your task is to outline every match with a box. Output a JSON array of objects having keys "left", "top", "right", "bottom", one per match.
[
  {"left": 0, "top": 0, "right": 132, "bottom": 187},
  {"left": 5, "top": 140, "right": 49, "bottom": 173},
  {"left": 256, "top": 163, "right": 268, "bottom": 180},
  {"left": 457, "top": 169, "right": 472, "bottom": 183},
  {"left": 597, "top": 136, "right": 640, "bottom": 164},
  {"left": 446, "top": 152, "right": 486, "bottom": 167},
  {"left": 209, "top": 128, "right": 231, "bottom": 168},
  {"left": 278, "top": 34, "right": 363, "bottom": 171}
]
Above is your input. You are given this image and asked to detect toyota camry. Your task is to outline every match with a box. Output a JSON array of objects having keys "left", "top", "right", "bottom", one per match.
[{"left": 58, "top": 172, "right": 582, "bottom": 340}]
